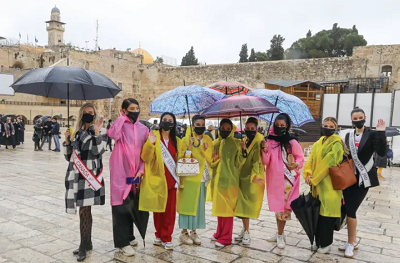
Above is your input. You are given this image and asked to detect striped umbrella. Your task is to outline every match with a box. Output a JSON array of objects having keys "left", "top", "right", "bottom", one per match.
[{"left": 205, "top": 81, "right": 251, "bottom": 96}]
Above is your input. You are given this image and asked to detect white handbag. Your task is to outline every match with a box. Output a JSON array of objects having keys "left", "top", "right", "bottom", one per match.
[{"left": 176, "top": 157, "right": 200, "bottom": 177}]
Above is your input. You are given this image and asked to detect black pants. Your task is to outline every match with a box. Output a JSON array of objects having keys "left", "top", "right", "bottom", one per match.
[
  {"left": 315, "top": 215, "right": 337, "bottom": 248},
  {"left": 107, "top": 137, "right": 113, "bottom": 152},
  {"left": 41, "top": 134, "right": 52, "bottom": 150},
  {"left": 343, "top": 183, "right": 369, "bottom": 218},
  {"left": 112, "top": 192, "right": 135, "bottom": 248},
  {"left": 34, "top": 137, "right": 41, "bottom": 150}
]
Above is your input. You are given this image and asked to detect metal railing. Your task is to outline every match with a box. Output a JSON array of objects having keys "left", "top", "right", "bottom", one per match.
[{"left": 0, "top": 100, "right": 82, "bottom": 107}]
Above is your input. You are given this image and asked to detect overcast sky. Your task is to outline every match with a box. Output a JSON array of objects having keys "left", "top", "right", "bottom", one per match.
[{"left": 2, "top": 0, "right": 400, "bottom": 65}]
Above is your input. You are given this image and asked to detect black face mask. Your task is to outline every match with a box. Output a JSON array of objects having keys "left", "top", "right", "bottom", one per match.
[
  {"left": 352, "top": 119, "right": 365, "bottom": 129},
  {"left": 160, "top": 121, "right": 173, "bottom": 131},
  {"left": 274, "top": 126, "right": 286, "bottom": 136},
  {"left": 245, "top": 130, "right": 257, "bottom": 140},
  {"left": 82, "top": 113, "right": 94, "bottom": 124},
  {"left": 322, "top": 128, "right": 336, "bottom": 137},
  {"left": 194, "top": 127, "right": 206, "bottom": 135},
  {"left": 127, "top": 111, "right": 139, "bottom": 123},
  {"left": 220, "top": 130, "right": 231, "bottom": 139}
]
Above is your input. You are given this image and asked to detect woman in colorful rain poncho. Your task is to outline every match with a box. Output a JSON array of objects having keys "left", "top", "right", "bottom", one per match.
[
  {"left": 262, "top": 113, "right": 304, "bottom": 249},
  {"left": 304, "top": 117, "right": 346, "bottom": 254},
  {"left": 211, "top": 118, "right": 246, "bottom": 248},
  {"left": 139, "top": 112, "right": 189, "bottom": 250},
  {"left": 234, "top": 117, "right": 265, "bottom": 246},
  {"left": 107, "top": 98, "right": 149, "bottom": 257},
  {"left": 178, "top": 115, "right": 213, "bottom": 246}
]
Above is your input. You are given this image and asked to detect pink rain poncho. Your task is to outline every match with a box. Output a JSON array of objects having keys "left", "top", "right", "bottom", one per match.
[
  {"left": 107, "top": 115, "right": 149, "bottom": 206},
  {"left": 262, "top": 131, "right": 304, "bottom": 212}
]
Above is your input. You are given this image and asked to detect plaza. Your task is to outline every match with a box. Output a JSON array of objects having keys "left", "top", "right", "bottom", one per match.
[{"left": 0, "top": 128, "right": 399, "bottom": 263}]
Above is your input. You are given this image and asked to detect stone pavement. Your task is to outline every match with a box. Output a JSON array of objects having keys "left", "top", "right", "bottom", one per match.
[{"left": 0, "top": 130, "right": 400, "bottom": 263}]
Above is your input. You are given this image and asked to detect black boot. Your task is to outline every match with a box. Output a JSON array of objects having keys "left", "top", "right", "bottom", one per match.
[
  {"left": 76, "top": 248, "right": 86, "bottom": 262},
  {"left": 73, "top": 243, "right": 92, "bottom": 255}
]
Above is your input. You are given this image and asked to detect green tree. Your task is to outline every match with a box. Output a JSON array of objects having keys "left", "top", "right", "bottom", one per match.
[
  {"left": 285, "top": 23, "right": 367, "bottom": 59},
  {"left": 249, "top": 48, "right": 256, "bottom": 62},
  {"left": 239, "top": 44, "right": 249, "bottom": 62},
  {"left": 255, "top": 52, "right": 269, "bottom": 61},
  {"left": 267, "top": 34, "right": 285, "bottom": 60},
  {"left": 181, "top": 46, "right": 199, "bottom": 66},
  {"left": 306, "top": 30, "right": 312, "bottom": 38},
  {"left": 155, "top": 56, "right": 164, "bottom": 64}
]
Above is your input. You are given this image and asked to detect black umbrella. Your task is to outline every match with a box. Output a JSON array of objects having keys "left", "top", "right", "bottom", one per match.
[
  {"left": 386, "top": 127, "right": 400, "bottom": 137},
  {"left": 0, "top": 114, "right": 17, "bottom": 122},
  {"left": 125, "top": 189, "right": 149, "bottom": 247},
  {"left": 11, "top": 66, "right": 121, "bottom": 126},
  {"left": 139, "top": 120, "right": 151, "bottom": 129},
  {"left": 40, "top": 115, "right": 52, "bottom": 123},
  {"left": 291, "top": 128, "right": 307, "bottom": 136},
  {"left": 290, "top": 186, "right": 320, "bottom": 245}
]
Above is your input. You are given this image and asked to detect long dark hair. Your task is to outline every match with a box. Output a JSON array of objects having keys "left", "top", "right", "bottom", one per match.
[
  {"left": 268, "top": 113, "right": 294, "bottom": 154},
  {"left": 122, "top": 98, "right": 140, "bottom": 110},
  {"left": 160, "top": 112, "right": 178, "bottom": 151}
]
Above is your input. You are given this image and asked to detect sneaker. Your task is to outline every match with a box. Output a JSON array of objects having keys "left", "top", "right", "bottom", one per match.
[
  {"left": 344, "top": 243, "right": 355, "bottom": 258},
  {"left": 180, "top": 232, "right": 194, "bottom": 245},
  {"left": 130, "top": 240, "right": 138, "bottom": 247},
  {"left": 338, "top": 242, "right": 359, "bottom": 251},
  {"left": 190, "top": 232, "right": 201, "bottom": 245},
  {"left": 119, "top": 245, "right": 135, "bottom": 257},
  {"left": 266, "top": 233, "right": 286, "bottom": 242},
  {"left": 163, "top": 242, "right": 174, "bottom": 250},
  {"left": 215, "top": 242, "right": 225, "bottom": 248},
  {"left": 211, "top": 235, "right": 217, "bottom": 241},
  {"left": 317, "top": 246, "right": 331, "bottom": 254},
  {"left": 277, "top": 234, "right": 286, "bottom": 249},
  {"left": 241, "top": 231, "right": 251, "bottom": 246},
  {"left": 234, "top": 229, "right": 245, "bottom": 241},
  {"left": 153, "top": 238, "right": 161, "bottom": 246}
]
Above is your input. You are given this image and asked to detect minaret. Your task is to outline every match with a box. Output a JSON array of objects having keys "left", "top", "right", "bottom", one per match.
[{"left": 45, "top": 6, "right": 66, "bottom": 46}]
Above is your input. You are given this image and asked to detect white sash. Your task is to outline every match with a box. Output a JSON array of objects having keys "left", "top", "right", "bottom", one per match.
[
  {"left": 160, "top": 141, "right": 179, "bottom": 188},
  {"left": 72, "top": 150, "right": 103, "bottom": 191},
  {"left": 349, "top": 130, "right": 372, "bottom": 187},
  {"left": 282, "top": 147, "right": 296, "bottom": 186}
]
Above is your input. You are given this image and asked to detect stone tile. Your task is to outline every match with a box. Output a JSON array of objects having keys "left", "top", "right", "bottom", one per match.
[
  {"left": 271, "top": 246, "right": 314, "bottom": 262},
  {"left": 155, "top": 251, "right": 214, "bottom": 263},
  {"left": 356, "top": 231, "right": 392, "bottom": 243},
  {"left": 17, "top": 233, "right": 58, "bottom": 247},
  {"left": 232, "top": 257, "right": 265, "bottom": 263},
  {"left": 222, "top": 245, "right": 281, "bottom": 262},
  {"left": 1, "top": 248, "right": 55, "bottom": 263},
  {"left": 53, "top": 250, "right": 113, "bottom": 263},
  {"left": 382, "top": 249, "right": 400, "bottom": 257},
  {"left": 309, "top": 253, "right": 366, "bottom": 263},
  {"left": 354, "top": 250, "right": 400, "bottom": 263},
  {"left": 112, "top": 251, "right": 167, "bottom": 263},
  {"left": 174, "top": 245, "right": 239, "bottom": 262},
  {"left": 31, "top": 239, "right": 76, "bottom": 256},
  {"left": 0, "top": 221, "right": 34, "bottom": 236},
  {"left": 0, "top": 236, "right": 21, "bottom": 254},
  {"left": 5, "top": 229, "right": 42, "bottom": 242}
]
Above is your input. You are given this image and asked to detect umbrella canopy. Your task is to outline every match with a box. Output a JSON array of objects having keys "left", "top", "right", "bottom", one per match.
[
  {"left": 125, "top": 189, "right": 149, "bottom": 246},
  {"left": 246, "top": 89, "right": 314, "bottom": 127},
  {"left": 149, "top": 85, "right": 227, "bottom": 116},
  {"left": 290, "top": 188, "right": 320, "bottom": 245},
  {"left": 386, "top": 127, "right": 400, "bottom": 137},
  {"left": 11, "top": 66, "right": 121, "bottom": 100},
  {"left": 201, "top": 95, "right": 279, "bottom": 119},
  {"left": 205, "top": 81, "right": 251, "bottom": 96},
  {"left": 292, "top": 128, "right": 307, "bottom": 135},
  {"left": 40, "top": 115, "right": 52, "bottom": 123},
  {"left": 0, "top": 114, "right": 17, "bottom": 122}
]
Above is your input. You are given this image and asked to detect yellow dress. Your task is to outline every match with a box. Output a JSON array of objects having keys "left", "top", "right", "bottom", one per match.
[{"left": 303, "top": 135, "right": 344, "bottom": 218}]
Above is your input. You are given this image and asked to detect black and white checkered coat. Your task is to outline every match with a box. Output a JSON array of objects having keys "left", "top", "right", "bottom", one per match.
[{"left": 63, "top": 126, "right": 108, "bottom": 214}]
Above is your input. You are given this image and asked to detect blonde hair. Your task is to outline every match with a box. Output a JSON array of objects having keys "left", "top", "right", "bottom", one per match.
[
  {"left": 71, "top": 102, "right": 98, "bottom": 140},
  {"left": 323, "top": 116, "right": 349, "bottom": 156}
]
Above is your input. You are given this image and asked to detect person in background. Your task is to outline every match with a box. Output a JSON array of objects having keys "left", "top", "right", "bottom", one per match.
[
  {"left": 375, "top": 140, "right": 389, "bottom": 180},
  {"left": 34, "top": 119, "right": 44, "bottom": 151},
  {"left": 108, "top": 98, "right": 149, "bottom": 257},
  {"left": 211, "top": 119, "right": 246, "bottom": 248},
  {"left": 42, "top": 116, "right": 53, "bottom": 150},
  {"left": 63, "top": 103, "right": 107, "bottom": 262},
  {"left": 235, "top": 117, "right": 265, "bottom": 245},
  {"left": 106, "top": 119, "right": 113, "bottom": 152},
  {"left": 140, "top": 112, "right": 187, "bottom": 250},
  {"left": 304, "top": 117, "right": 345, "bottom": 254},
  {"left": 51, "top": 117, "right": 61, "bottom": 152},
  {"left": 262, "top": 113, "right": 304, "bottom": 249},
  {"left": 4, "top": 117, "right": 16, "bottom": 149},
  {"left": 0, "top": 117, "right": 4, "bottom": 147},
  {"left": 18, "top": 116, "right": 25, "bottom": 144},
  {"left": 341, "top": 108, "right": 386, "bottom": 258},
  {"left": 12, "top": 118, "right": 21, "bottom": 147},
  {"left": 178, "top": 115, "right": 212, "bottom": 246},
  {"left": 205, "top": 125, "right": 214, "bottom": 141}
]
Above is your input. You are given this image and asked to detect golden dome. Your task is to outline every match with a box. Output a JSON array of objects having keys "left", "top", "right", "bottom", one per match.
[{"left": 132, "top": 48, "right": 154, "bottom": 64}]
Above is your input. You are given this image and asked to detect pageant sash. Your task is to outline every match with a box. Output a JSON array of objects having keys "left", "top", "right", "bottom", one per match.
[
  {"left": 282, "top": 147, "right": 296, "bottom": 186},
  {"left": 72, "top": 150, "right": 103, "bottom": 191},
  {"left": 160, "top": 141, "right": 179, "bottom": 188},
  {"left": 349, "top": 130, "right": 372, "bottom": 187}
]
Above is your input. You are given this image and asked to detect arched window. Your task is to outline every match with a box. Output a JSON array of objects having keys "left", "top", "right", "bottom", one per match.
[
  {"left": 111, "top": 65, "right": 114, "bottom": 73},
  {"left": 382, "top": 65, "right": 392, "bottom": 77},
  {"left": 85, "top": 61, "right": 89, "bottom": 70}
]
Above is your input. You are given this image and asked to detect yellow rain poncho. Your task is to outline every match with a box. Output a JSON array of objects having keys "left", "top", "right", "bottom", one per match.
[
  {"left": 139, "top": 130, "right": 186, "bottom": 212},
  {"left": 177, "top": 127, "right": 213, "bottom": 216},
  {"left": 303, "top": 135, "right": 344, "bottom": 218},
  {"left": 235, "top": 132, "right": 265, "bottom": 219},
  {"left": 211, "top": 124, "right": 246, "bottom": 217}
]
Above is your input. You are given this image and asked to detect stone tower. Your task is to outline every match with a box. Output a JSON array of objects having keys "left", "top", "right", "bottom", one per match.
[{"left": 45, "top": 6, "right": 66, "bottom": 46}]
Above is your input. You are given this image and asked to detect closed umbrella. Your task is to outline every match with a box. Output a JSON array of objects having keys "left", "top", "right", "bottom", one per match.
[
  {"left": 11, "top": 66, "right": 121, "bottom": 126},
  {"left": 386, "top": 127, "right": 400, "bottom": 137}
]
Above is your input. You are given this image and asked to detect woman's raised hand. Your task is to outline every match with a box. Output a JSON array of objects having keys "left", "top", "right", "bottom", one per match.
[
  {"left": 262, "top": 140, "right": 268, "bottom": 153},
  {"left": 376, "top": 119, "right": 386, "bottom": 131},
  {"left": 149, "top": 130, "right": 157, "bottom": 144}
]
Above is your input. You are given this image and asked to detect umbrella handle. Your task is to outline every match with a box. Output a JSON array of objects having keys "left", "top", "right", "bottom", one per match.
[{"left": 185, "top": 95, "right": 200, "bottom": 148}]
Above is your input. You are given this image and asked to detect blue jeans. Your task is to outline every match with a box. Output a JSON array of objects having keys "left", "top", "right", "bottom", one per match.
[{"left": 53, "top": 134, "right": 60, "bottom": 150}]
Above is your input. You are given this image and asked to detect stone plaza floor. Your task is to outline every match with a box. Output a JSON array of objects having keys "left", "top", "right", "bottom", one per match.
[{"left": 0, "top": 130, "right": 400, "bottom": 263}]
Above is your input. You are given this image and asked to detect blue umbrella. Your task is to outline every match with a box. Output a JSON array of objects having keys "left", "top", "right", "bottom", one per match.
[
  {"left": 149, "top": 85, "right": 227, "bottom": 116},
  {"left": 246, "top": 89, "right": 314, "bottom": 128}
]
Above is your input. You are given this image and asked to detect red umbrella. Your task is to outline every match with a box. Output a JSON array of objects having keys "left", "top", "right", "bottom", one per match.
[{"left": 205, "top": 81, "right": 251, "bottom": 96}]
